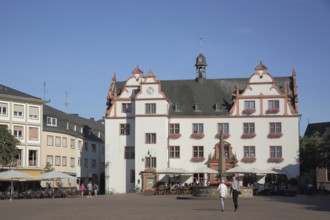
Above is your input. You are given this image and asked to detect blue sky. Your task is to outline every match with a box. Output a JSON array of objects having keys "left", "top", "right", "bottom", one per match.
[{"left": 1, "top": 0, "right": 329, "bottom": 135}]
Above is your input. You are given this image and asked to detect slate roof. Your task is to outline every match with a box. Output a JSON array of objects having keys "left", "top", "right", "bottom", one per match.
[
  {"left": 43, "top": 105, "right": 105, "bottom": 142},
  {"left": 0, "top": 84, "right": 42, "bottom": 100},
  {"left": 115, "top": 76, "right": 294, "bottom": 116},
  {"left": 304, "top": 122, "right": 330, "bottom": 137}
]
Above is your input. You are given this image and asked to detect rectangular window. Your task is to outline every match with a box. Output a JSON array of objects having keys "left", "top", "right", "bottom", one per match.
[
  {"left": 47, "top": 135, "right": 53, "bottom": 146},
  {"left": 130, "top": 170, "right": 135, "bottom": 184},
  {"left": 13, "top": 125, "right": 24, "bottom": 139},
  {"left": 244, "top": 101, "right": 255, "bottom": 110},
  {"left": 0, "top": 102, "right": 8, "bottom": 116},
  {"left": 46, "top": 155, "right": 53, "bottom": 166},
  {"left": 243, "top": 123, "right": 255, "bottom": 134},
  {"left": 84, "top": 158, "right": 88, "bottom": 168},
  {"left": 28, "top": 127, "right": 39, "bottom": 141},
  {"left": 62, "top": 156, "right": 67, "bottom": 166},
  {"left": 270, "top": 122, "right": 282, "bottom": 133},
  {"left": 70, "top": 139, "right": 75, "bottom": 149},
  {"left": 122, "top": 103, "right": 132, "bottom": 113},
  {"left": 244, "top": 146, "right": 256, "bottom": 158},
  {"left": 215, "top": 103, "right": 222, "bottom": 112},
  {"left": 84, "top": 142, "right": 88, "bottom": 151},
  {"left": 13, "top": 104, "right": 24, "bottom": 118},
  {"left": 78, "top": 141, "right": 83, "bottom": 150},
  {"left": 174, "top": 104, "right": 181, "bottom": 112},
  {"left": 92, "top": 144, "right": 96, "bottom": 152},
  {"left": 268, "top": 100, "right": 280, "bottom": 109},
  {"left": 15, "top": 149, "right": 22, "bottom": 166},
  {"left": 169, "top": 146, "right": 180, "bottom": 158},
  {"left": 92, "top": 159, "right": 96, "bottom": 168},
  {"left": 193, "top": 123, "right": 204, "bottom": 134},
  {"left": 145, "top": 133, "right": 156, "bottom": 144},
  {"left": 194, "top": 103, "right": 202, "bottom": 112},
  {"left": 327, "top": 162, "right": 330, "bottom": 182},
  {"left": 217, "top": 123, "right": 229, "bottom": 134},
  {"left": 62, "top": 137, "right": 67, "bottom": 148},
  {"left": 66, "top": 122, "right": 69, "bottom": 130},
  {"left": 270, "top": 146, "right": 282, "bottom": 158},
  {"left": 29, "top": 106, "right": 39, "bottom": 120},
  {"left": 55, "top": 156, "right": 61, "bottom": 166},
  {"left": 146, "top": 103, "right": 156, "bottom": 114},
  {"left": 70, "top": 157, "right": 75, "bottom": 167},
  {"left": 55, "top": 136, "right": 61, "bottom": 147},
  {"left": 145, "top": 157, "right": 157, "bottom": 168},
  {"left": 193, "top": 146, "right": 204, "bottom": 158},
  {"left": 28, "top": 150, "right": 37, "bottom": 166},
  {"left": 125, "top": 146, "right": 135, "bottom": 159},
  {"left": 47, "top": 117, "right": 57, "bottom": 126},
  {"left": 120, "top": 124, "right": 130, "bottom": 135},
  {"left": 169, "top": 123, "right": 180, "bottom": 134}
]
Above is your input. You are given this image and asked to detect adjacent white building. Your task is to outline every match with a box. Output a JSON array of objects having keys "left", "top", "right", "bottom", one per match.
[
  {"left": 105, "top": 53, "right": 300, "bottom": 193},
  {"left": 0, "top": 84, "right": 46, "bottom": 175}
]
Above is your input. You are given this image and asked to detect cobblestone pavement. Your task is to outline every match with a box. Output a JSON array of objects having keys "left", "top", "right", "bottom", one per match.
[{"left": 0, "top": 194, "right": 329, "bottom": 220}]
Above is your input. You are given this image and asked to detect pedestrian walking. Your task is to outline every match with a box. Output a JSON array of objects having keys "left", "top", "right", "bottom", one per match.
[
  {"left": 230, "top": 174, "right": 240, "bottom": 211},
  {"left": 87, "top": 181, "right": 93, "bottom": 198},
  {"left": 217, "top": 179, "right": 228, "bottom": 211},
  {"left": 80, "top": 183, "right": 85, "bottom": 198},
  {"left": 93, "top": 183, "right": 99, "bottom": 197}
]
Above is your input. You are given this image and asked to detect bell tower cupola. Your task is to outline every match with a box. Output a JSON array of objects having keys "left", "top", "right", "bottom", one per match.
[{"left": 195, "top": 53, "right": 207, "bottom": 83}]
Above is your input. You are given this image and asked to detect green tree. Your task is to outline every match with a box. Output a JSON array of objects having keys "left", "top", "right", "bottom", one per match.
[
  {"left": 300, "top": 130, "right": 330, "bottom": 184},
  {"left": 0, "top": 125, "right": 20, "bottom": 167},
  {"left": 44, "top": 161, "right": 55, "bottom": 172}
]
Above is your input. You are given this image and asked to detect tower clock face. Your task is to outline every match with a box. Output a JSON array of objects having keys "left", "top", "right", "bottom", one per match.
[{"left": 147, "top": 87, "right": 154, "bottom": 94}]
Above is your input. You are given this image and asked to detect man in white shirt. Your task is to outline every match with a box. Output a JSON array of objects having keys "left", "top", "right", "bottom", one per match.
[{"left": 217, "top": 179, "right": 228, "bottom": 211}]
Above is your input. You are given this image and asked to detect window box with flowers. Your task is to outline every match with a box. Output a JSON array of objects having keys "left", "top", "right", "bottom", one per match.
[
  {"left": 215, "top": 133, "right": 230, "bottom": 139},
  {"left": 169, "top": 133, "right": 181, "bottom": 139},
  {"left": 266, "top": 108, "right": 279, "bottom": 114},
  {"left": 267, "top": 157, "right": 283, "bottom": 163},
  {"left": 190, "top": 133, "right": 204, "bottom": 139},
  {"left": 190, "top": 157, "right": 205, "bottom": 162},
  {"left": 241, "top": 157, "right": 256, "bottom": 163},
  {"left": 241, "top": 133, "right": 256, "bottom": 139},
  {"left": 242, "top": 108, "right": 256, "bottom": 115},
  {"left": 267, "top": 133, "right": 283, "bottom": 138}
]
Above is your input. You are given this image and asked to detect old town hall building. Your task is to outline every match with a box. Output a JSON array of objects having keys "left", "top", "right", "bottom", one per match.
[{"left": 105, "top": 53, "right": 300, "bottom": 193}]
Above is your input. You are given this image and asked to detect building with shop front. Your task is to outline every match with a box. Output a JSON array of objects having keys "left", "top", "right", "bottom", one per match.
[
  {"left": 0, "top": 85, "right": 105, "bottom": 191},
  {"left": 42, "top": 105, "right": 105, "bottom": 190},
  {"left": 105, "top": 53, "right": 300, "bottom": 193},
  {"left": 0, "top": 84, "right": 47, "bottom": 176}
]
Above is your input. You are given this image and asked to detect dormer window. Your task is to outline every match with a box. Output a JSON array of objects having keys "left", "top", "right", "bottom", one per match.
[
  {"left": 215, "top": 103, "right": 222, "bottom": 112},
  {"left": 66, "top": 122, "right": 69, "bottom": 130},
  {"left": 174, "top": 104, "right": 182, "bottom": 112},
  {"left": 46, "top": 117, "right": 57, "bottom": 126},
  {"left": 74, "top": 125, "right": 77, "bottom": 131},
  {"left": 194, "top": 103, "right": 202, "bottom": 112},
  {"left": 80, "top": 127, "right": 83, "bottom": 133}
]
